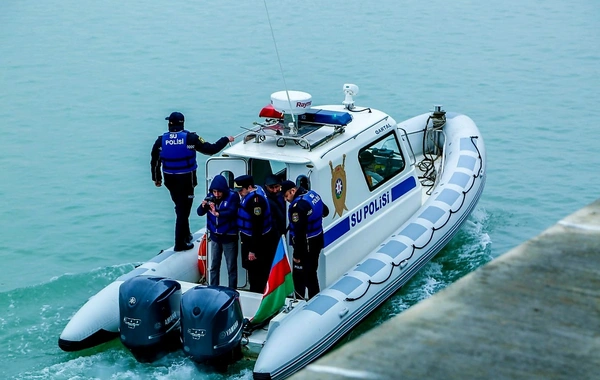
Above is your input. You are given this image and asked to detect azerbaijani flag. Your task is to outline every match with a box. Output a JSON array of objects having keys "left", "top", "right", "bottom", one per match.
[{"left": 251, "top": 235, "right": 294, "bottom": 325}]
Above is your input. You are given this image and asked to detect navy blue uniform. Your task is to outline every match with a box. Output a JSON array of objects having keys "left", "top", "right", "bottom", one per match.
[
  {"left": 151, "top": 129, "right": 230, "bottom": 250},
  {"left": 198, "top": 175, "right": 239, "bottom": 288},
  {"left": 288, "top": 187, "right": 330, "bottom": 299},
  {"left": 266, "top": 190, "right": 287, "bottom": 238},
  {"left": 238, "top": 186, "right": 278, "bottom": 293}
]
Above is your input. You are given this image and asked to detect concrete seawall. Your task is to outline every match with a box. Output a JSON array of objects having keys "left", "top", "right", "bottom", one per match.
[{"left": 291, "top": 199, "right": 600, "bottom": 380}]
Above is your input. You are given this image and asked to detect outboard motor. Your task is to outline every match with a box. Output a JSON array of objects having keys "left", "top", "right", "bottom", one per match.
[
  {"left": 119, "top": 275, "right": 182, "bottom": 362},
  {"left": 181, "top": 285, "right": 244, "bottom": 370}
]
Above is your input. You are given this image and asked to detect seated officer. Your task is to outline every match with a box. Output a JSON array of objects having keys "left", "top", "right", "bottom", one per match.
[{"left": 359, "top": 150, "right": 384, "bottom": 187}]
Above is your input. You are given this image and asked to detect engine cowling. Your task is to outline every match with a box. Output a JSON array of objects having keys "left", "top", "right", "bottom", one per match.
[
  {"left": 118, "top": 275, "right": 182, "bottom": 362},
  {"left": 180, "top": 285, "right": 243, "bottom": 369}
]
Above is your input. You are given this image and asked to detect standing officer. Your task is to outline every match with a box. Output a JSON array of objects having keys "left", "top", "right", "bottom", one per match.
[
  {"left": 280, "top": 180, "right": 329, "bottom": 300},
  {"left": 197, "top": 174, "right": 239, "bottom": 288},
  {"left": 264, "top": 175, "right": 286, "bottom": 238},
  {"left": 151, "top": 111, "right": 234, "bottom": 251},
  {"left": 235, "top": 174, "right": 278, "bottom": 293}
]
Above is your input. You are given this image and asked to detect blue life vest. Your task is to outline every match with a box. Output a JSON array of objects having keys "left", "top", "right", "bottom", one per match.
[
  {"left": 160, "top": 131, "right": 197, "bottom": 174},
  {"left": 289, "top": 190, "right": 324, "bottom": 239},
  {"left": 206, "top": 191, "right": 239, "bottom": 235},
  {"left": 238, "top": 186, "right": 272, "bottom": 236}
]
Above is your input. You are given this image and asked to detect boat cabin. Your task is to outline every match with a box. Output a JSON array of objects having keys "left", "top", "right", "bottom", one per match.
[{"left": 205, "top": 88, "right": 425, "bottom": 294}]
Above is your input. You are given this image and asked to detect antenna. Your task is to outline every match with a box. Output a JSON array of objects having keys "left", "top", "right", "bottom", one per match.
[
  {"left": 263, "top": 0, "right": 296, "bottom": 124},
  {"left": 342, "top": 84, "right": 359, "bottom": 110}
]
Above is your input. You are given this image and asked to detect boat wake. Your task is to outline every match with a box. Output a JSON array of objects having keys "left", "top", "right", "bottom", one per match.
[
  {"left": 7, "top": 269, "right": 256, "bottom": 380},
  {"left": 392, "top": 206, "right": 492, "bottom": 310},
  {"left": 15, "top": 348, "right": 255, "bottom": 380},
  {"left": 0, "top": 264, "right": 138, "bottom": 379}
]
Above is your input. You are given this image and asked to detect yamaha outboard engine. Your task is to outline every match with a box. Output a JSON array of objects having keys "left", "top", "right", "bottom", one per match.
[
  {"left": 181, "top": 285, "right": 243, "bottom": 370},
  {"left": 119, "top": 275, "right": 182, "bottom": 362}
]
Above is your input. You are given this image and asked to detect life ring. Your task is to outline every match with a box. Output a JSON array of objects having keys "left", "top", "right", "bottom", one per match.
[{"left": 197, "top": 233, "right": 208, "bottom": 283}]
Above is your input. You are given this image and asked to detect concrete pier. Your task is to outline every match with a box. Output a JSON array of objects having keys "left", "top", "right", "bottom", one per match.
[{"left": 291, "top": 199, "right": 600, "bottom": 380}]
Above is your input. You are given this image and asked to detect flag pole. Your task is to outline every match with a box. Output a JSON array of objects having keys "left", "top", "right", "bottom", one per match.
[{"left": 282, "top": 234, "right": 297, "bottom": 304}]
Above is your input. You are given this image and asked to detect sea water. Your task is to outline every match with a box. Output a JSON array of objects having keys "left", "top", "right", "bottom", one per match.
[{"left": 1, "top": 0, "right": 598, "bottom": 378}]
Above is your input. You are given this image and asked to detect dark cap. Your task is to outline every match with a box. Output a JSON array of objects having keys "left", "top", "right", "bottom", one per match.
[
  {"left": 359, "top": 150, "right": 375, "bottom": 165},
  {"left": 165, "top": 112, "right": 185, "bottom": 125},
  {"left": 264, "top": 175, "right": 280, "bottom": 187},
  {"left": 280, "top": 180, "right": 296, "bottom": 194},
  {"left": 234, "top": 174, "right": 254, "bottom": 189}
]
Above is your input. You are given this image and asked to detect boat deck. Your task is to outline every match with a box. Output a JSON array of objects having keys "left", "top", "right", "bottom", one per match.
[{"left": 241, "top": 295, "right": 304, "bottom": 358}]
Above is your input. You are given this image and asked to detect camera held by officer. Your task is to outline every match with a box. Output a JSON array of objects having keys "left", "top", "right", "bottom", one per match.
[{"left": 200, "top": 194, "right": 217, "bottom": 211}]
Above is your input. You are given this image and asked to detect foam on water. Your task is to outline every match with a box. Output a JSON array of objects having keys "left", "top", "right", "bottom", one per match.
[{"left": 16, "top": 348, "right": 254, "bottom": 380}]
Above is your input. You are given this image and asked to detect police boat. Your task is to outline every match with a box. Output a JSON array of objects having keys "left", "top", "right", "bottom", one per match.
[{"left": 58, "top": 83, "right": 486, "bottom": 379}]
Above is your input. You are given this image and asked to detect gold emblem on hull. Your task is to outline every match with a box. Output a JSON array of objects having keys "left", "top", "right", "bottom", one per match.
[{"left": 329, "top": 154, "right": 348, "bottom": 219}]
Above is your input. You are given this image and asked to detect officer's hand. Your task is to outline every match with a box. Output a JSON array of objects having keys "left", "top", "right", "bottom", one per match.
[
  {"left": 154, "top": 180, "right": 162, "bottom": 187},
  {"left": 293, "top": 257, "right": 300, "bottom": 264},
  {"left": 227, "top": 136, "right": 234, "bottom": 142},
  {"left": 248, "top": 252, "right": 257, "bottom": 261}
]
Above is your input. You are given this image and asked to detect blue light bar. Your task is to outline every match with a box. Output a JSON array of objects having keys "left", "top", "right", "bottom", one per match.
[{"left": 299, "top": 109, "right": 352, "bottom": 126}]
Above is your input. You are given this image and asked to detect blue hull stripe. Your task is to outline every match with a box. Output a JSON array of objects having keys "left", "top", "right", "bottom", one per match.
[
  {"left": 391, "top": 176, "right": 417, "bottom": 201},
  {"left": 323, "top": 216, "right": 350, "bottom": 247},
  {"left": 324, "top": 176, "right": 417, "bottom": 247}
]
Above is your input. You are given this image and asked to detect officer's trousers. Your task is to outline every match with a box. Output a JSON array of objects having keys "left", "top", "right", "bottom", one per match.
[{"left": 164, "top": 171, "right": 196, "bottom": 248}]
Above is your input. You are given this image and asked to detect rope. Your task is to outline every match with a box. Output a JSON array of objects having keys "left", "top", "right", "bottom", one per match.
[{"left": 418, "top": 116, "right": 440, "bottom": 195}]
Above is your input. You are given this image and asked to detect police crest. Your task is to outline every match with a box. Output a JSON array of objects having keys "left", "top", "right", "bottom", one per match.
[{"left": 329, "top": 154, "right": 348, "bottom": 219}]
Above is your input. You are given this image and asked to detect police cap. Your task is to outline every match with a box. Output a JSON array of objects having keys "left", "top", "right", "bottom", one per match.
[
  {"left": 165, "top": 112, "right": 185, "bottom": 126},
  {"left": 280, "top": 180, "right": 296, "bottom": 194},
  {"left": 234, "top": 174, "right": 254, "bottom": 188},
  {"left": 264, "top": 175, "right": 280, "bottom": 187}
]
